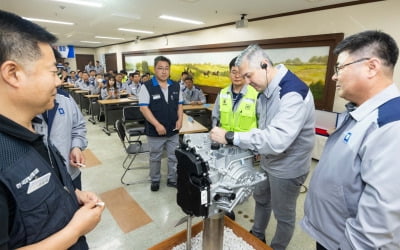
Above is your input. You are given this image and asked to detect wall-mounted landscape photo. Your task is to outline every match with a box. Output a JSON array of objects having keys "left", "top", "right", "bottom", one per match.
[{"left": 125, "top": 46, "right": 329, "bottom": 100}]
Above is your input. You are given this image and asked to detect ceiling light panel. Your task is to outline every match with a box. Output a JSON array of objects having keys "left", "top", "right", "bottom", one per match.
[
  {"left": 159, "top": 15, "right": 203, "bottom": 25},
  {"left": 95, "top": 36, "right": 125, "bottom": 40},
  {"left": 52, "top": 0, "right": 103, "bottom": 8},
  {"left": 23, "top": 17, "right": 74, "bottom": 25},
  {"left": 118, "top": 28, "right": 154, "bottom": 34}
]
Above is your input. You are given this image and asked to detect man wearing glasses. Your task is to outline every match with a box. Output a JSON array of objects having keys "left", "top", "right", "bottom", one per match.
[
  {"left": 139, "top": 56, "right": 183, "bottom": 192},
  {"left": 211, "top": 57, "right": 258, "bottom": 132},
  {"left": 301, "top": 30, "right": 400, "bottom": 249},
  {"left": 211, "top": 45, "right": 315, "bottom": 249}
]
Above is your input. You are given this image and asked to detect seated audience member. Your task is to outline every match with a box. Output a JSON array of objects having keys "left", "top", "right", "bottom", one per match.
[
  {"left": 64, "top": 61, "right": 71, "bottom": 73},
  {"left": 101, "top": 76, "right": 120, "bottom": 99},
  {"left": 89, "top": 69, "right": 96, "bottom": 82},
  {"left": 141, "top": 72, "right": 150, "bottom": 83},
  {"left": 68, "top": 70, "right": 78, "bottom": 85},
  {"left": 115, "top": 73, "right": 126, "bottom": 91},
  {"left": 60, "top": 69, "right": 70, "bottom": 83},
  {"left": 182, "top": 76, "right": 206, "bottom": 105},
  {"left": 78, "top": 72, "right": 95, "bottom": 93},
  {"left": 119, "top": 70, "right": 128, "bottom": 83},
  {"left": 92, "top": 73, "right": 105, "bottom": 94},
  {"left": 126, "top": 72, "right": 141, "bottom": 96},
  {"left": 178, "top": 71, "right": 189, "bottom": 90}
]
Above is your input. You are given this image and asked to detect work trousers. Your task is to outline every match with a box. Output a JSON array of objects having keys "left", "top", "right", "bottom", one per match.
[
  {"left": 147, "top": 134, "right": 179, "bottom": 182},
  {"left": 251, "top": 171, "right": 308, "bottom": 250}
]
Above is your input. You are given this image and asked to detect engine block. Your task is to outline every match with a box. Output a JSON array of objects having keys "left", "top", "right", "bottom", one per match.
[{"left": 176, "top": 133, "right": 266, "bottom": 218}]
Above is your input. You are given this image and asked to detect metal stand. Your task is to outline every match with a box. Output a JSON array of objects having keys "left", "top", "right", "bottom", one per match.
[
  {"left": 186, "top": 215, "right": 192, "bottom": 250},
  {"left": 202, "top": 212, "right": 224, "bottom": 250}
]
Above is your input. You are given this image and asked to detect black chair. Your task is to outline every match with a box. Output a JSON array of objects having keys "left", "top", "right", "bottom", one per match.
[
  {"left": 115, "top": 119, "right": 149, "bottom": 185},
  {"left": 122, "top": 105, "right": 146, "bottom": 141}
]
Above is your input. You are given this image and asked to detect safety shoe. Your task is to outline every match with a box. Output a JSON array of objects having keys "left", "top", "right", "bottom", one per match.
[
  {"left": 167, "top": 180, "right": 177, "bottom": 188},
  {"left": 151, "top": 182, "right": 160, "bottom": 192},
  {"left": 249, "top": 230, "right": 266, "bottom": 243}
]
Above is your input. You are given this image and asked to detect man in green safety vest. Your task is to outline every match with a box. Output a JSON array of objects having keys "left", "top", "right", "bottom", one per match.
[{"left": 211, "top": 57, "right": 258, "bottom": 132}]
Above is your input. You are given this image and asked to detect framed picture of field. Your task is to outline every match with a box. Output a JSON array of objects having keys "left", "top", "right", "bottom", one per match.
[{"left": 122, "top": 33, "right": 343, "bottom": 111}]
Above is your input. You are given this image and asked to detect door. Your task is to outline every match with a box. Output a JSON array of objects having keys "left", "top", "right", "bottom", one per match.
[
  {"left": 105, "top": 53, "right": 117, "bottom": 74},
  {"left": 76, "top": 54, "right": 95, "bottom": 72}
]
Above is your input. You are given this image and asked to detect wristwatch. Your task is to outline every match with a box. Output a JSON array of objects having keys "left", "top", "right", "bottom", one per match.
[{"left": 225, "top": 131, "right": 234, "bottom": 145}]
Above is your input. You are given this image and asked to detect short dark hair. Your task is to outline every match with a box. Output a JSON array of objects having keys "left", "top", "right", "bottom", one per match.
[
  {"left": 184, "top": 75, "right": 193, "bottom": 82},
  {"left": 0, "top": 10, "right": 57, "bottom": 66},
  {"left": 181, "top": 71, "right": 189, "bottom": 76},
  {"left": 154, "top": 56, "right": 171, "bottom": 67},
  {"left": 334, "top": 30, "right": 398, "bottom": 68},
  {"left": 229, "top": 57, "right": 237, "bottom": 70}
]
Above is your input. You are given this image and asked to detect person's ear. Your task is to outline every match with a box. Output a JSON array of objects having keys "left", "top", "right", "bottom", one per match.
[
  {"left": 366, "top": 58, "right": 380, "bottom": 78},
  {"left": 0, "top": 61, "right": 23, "bottom": 88}
]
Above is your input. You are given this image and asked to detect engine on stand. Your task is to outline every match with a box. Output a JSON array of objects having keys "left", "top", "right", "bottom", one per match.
[{"left": 175, "top": 133, "right": 266, "bottom": 250}]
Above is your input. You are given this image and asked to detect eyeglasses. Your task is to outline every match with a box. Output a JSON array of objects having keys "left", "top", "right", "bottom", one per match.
[
  {"left": 156, "top": 67, "right": 169, "bottom": 71},
  {"left": 334, "top": 57, "right": 370, "bottom": 75},
  {"left": 230, "top": 70, "right": 241, "bottom": 76}
]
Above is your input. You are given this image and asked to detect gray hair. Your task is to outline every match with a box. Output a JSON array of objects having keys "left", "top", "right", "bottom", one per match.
[{"left": 235, "top": 44, "right": 273, "bottom": 69}]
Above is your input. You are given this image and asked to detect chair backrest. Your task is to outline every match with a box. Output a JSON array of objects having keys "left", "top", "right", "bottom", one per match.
[
  {"left": 115, "top": 119, "right": 126, "bottom": 143},
  {"left": 122, "top": 105, "right": 145, "bottom": 123}
]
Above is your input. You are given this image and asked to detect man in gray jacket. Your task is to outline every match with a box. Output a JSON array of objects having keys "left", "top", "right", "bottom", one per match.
[
  {"left": 211, "top": 44, "right": 315, "bottom": 250},
  {"left": 33, "top": 49, "right": 88, "bottom": 189},
  {"left": 33, "top": 87, "right": 87, "bottom": 189},
  {"left": 301, "top": 31, "right": 400, "bottom": 250}
]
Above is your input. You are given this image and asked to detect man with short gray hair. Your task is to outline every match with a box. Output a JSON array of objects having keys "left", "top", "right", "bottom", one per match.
[{"left": 211, "top": 44, "right": 315, "bottom": 250}]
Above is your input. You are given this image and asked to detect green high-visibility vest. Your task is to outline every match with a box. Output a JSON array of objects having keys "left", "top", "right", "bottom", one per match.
[{"left": 219, "top": 85, "right": 258, "bottom": 132}]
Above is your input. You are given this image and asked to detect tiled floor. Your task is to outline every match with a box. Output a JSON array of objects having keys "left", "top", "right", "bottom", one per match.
[{"left": 81, "top": 115, "right": 317, "bottom": 250}]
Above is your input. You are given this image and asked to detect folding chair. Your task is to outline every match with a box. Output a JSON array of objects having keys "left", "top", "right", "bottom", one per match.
[
  {"left": 122, "top": 105, "right": 146, "bottom": 141},
  {"left": 115, "top": 119, "right": 150, "bottom": 185}
]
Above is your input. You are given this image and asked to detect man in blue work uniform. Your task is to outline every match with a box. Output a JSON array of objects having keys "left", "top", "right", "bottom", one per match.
[
  {"left": 138, "top": 56, "right": 183, "bottom": 192},
  {"left": 301, "top": 31, "right": 400, "bottom": 250},
  {"left": 182, "top": 75, "right": 206, "bottom": 105},
  {"left": 211, "top": 44, "right": 315, "bottom": 250}
]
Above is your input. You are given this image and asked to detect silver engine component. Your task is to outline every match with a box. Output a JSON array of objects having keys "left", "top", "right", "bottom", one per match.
[{"left": 176, "top": 133, "right": 266, "bottom": 218}]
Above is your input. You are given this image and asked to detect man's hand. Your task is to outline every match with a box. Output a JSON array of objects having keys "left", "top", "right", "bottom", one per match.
[
  {"left": 210, "top": 127, "right": 228, "bottom": 144},
  {"left": 70, "top": 147, "right": 85, "bottom": 168},
  {"left": 155, "top": 124, "right": 167, "bottom": 135}
]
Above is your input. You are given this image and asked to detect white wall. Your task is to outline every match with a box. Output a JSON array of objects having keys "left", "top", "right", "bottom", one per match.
[{"left": 93, "top": 0, "right": 400, "bottom": 112}]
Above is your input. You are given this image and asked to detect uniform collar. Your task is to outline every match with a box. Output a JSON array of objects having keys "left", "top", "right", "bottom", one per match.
[
  {"left": 262, "top": 64, "right": 287, "bottom": 99},
  {"left": 151, "top": 77, "right": 173, "bottom": 86},
  {"left": 0, "top": 114, "right": 42, "bottom": 143},
  {"left": 349, "top": 83, "right": 400, "bottom": 122}
]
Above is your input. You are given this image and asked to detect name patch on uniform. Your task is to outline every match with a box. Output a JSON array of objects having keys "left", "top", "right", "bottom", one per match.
[
  {"left": 343, "top": 132, "right": 352, "bottom": 143},
  {"left": 27, "top": 173, "right": 51, "bottom": 194},
  {"left": 152, "top": 94, "right": 161, "bottom": 100},
  {"left": 58, "top": 108, "right": 65, "bottom": 115}
]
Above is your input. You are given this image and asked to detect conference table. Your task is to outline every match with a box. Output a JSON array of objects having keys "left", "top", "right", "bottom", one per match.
[
  {"left": 98, "top": 97, "right": 139, "bottom": 135},
  {"left": 182, "top": 103, "right": 213, "bottom": 130},
  {"left": 84, "top": 94, "right": 100, "bottom": 124},
  {"left": 179, "top": 113, "right": 208, "bottom": 134}
]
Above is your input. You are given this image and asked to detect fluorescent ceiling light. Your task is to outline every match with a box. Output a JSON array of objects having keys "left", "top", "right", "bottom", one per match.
[
  {"left": 80, "top": 41, "right": 101, "bottom": 44},
  {"left": 159, "top": 15, "right": 203, "bottom": 25},
  {"left": 95, "top": 36, "right": 125, "bottom": 40},
  {"left": 52, "top": 0, "right": 103, "bottom": 7},
  {"left": 23, "top": 17, "right": 74, "bottom": 25},
  {"left": 118, "top": 28, "right": 154, "bottom": 34}
]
